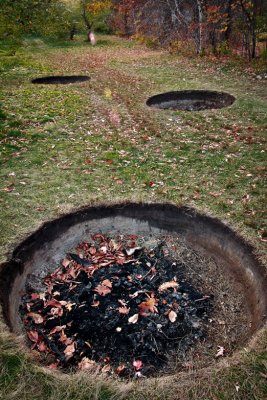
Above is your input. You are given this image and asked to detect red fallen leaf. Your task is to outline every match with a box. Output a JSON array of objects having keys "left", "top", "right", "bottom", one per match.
[
  {"left": 105, "top": 159, "right": 113, "bottom": 164},
  {"left": 62, "top": 258, "right": 71, "bottom": 268},
  {"left": 50, "top": 307, "right": 64, "bottom": 317},
  {"left": 126, "top": 234, "right": 138, "bottom": 240},
  {"left": 94, "top": 283, "right": 112, "bottom": 296},
  {"left": 142, "top": 136, "right": 151, "bottom": 141},
  {"left": 89, "top": 246, "right": 96, "bottom": 255},
  {"left": 118, "top": 307, "right": 130, "bottom": 314},
  {"left": 27, "top": 330, "right": 39, "bottom": 343},
  {"left": 102, "top": 279, "right": 112, "bottom": 288},
  {"left": 64, "top": 342, "right": 75, "bottom": 361},
  {"left": 84, "top": 159, "right": 92, "bottom": 164},
  {"left": 27, "top": 312, "right": 44, "bottom": 324},
  {"left": 138, "top": 296, "right": 158, "bottom": 316},
  {"left": 116, "top": 364, "right": 126, "bottom": 375},
  {"left": 2, "top": 185, "right": 15, "bottom": 192},
  {"left": 31, "top": 293, "right": 40, "bottom": 300},
  {"left": 59, "top": 334, "right": 72, "bottom": 346},
  {"left": 116, "top": 257, "right": 126, "bottom": 265},
  {"left": 133, "top": 359, "right": 143, "bottom": 370},
  {"left": 50, "top": 325, "right": 66, "bottom": 335},
  {"left": 148, "top": 181, "right": 156, "bottom": 187},
  {"left": 45, "top": 299, "right": 62, "bottom": 308},
  {"left": 116, "top": 180, "right": 123, "bottom": 185},
  {"left": 37, "top": 341, "right": 48, "bottom": 352}
]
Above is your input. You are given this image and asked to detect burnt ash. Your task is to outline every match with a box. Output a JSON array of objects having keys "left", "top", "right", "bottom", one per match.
[
  {"left": 20, "top": 236, "right": 213, "bottom": 377},
  {"left": 31, "top": 76, "right": 90, "bottom": 84}
]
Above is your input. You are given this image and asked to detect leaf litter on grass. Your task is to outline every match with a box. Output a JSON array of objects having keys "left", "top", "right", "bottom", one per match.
[{"left": 20, "top": 233, "right": 213, "bottom": 377}]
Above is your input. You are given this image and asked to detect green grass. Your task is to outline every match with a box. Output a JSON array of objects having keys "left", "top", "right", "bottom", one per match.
[{"left": 0, "top": 34, "right": 266, "bottom": 399}]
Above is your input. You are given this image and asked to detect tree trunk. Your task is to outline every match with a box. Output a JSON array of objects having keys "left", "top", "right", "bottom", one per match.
[
  {"left": 81, "top": 0, "right": 93, "bottom": 42},
  {"left": 196, "top": 0, "right": 204, "bottom": 55}
]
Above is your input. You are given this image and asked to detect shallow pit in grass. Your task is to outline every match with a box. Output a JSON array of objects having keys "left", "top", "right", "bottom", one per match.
[
  {"left": 146, "top": 90, "right": 235, "bottom": 111},
  {"left": 31, "top": 76, "right": 90, "bottom": 84},
  {"left": 0, "top": 203, "right": 266, "bottom": 378}
]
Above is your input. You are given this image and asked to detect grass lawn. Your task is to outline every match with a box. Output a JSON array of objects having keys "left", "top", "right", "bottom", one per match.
[{"left": 0, "top": 35, "right": 266, "bottom": 399}]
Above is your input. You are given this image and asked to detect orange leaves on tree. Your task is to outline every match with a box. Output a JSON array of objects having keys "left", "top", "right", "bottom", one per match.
[{"left": 87, "top": 0, "right": 112, "bottom": 16}]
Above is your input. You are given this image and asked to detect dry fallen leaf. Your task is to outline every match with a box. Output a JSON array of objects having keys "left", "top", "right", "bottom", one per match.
[
  {"left": 138, "top": 296, "right": 158, "bottom": 316},
  {"left": 78, "top": 357, "right": 97, "bottom": 371},
  {"left": 116, "top": 364, "right": 126, "bottom": 375},
  {"left": 128, "top": 314, "right": 139, "bottom": 324},
  {"left": 27, "top": 312, "right": 44, "bottom": 324},
  {"left": 158, "top": 280, "right": 179, "bottom": 292},
  {"left": 168, "top": 310, "right": 177, "bottom": 323},
  {"left": 27, "top": 330, "right": 39, "bottom": 343},
  {"left": 94, "top": 279, "right": 112, "bottom": 296},
  {"left": 62, "top": 258, "right": 71, "bottom": 267},
  {"left": 50, "top": 325, "right": 66, "bottom": 335},
  {"left": 102, "top": 279, "right": 112, "bottom": 288},
  {"left": 215, "top": 346, "right": 225, "bottom": 358},
  {"left": 37, "top": 341, "right": 48, "bottom": 352},
  {"left": 129, "top": 290, "right": 145, "bottom": 298},
  {"left": 64, "top": 342, "right": 76, "bottom": 361},
  {"left": 101, "top": 364, "right": 111, "bottom": 373},
  {"left": 118, "top": 307, "right": 130, "bottom": 314}
]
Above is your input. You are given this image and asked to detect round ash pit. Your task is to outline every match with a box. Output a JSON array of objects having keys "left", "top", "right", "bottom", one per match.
[
  {"left": 31, "top": 76, "right": 90, "bottom": 85},
  {"left": 0, "top": 203, "right": 266, "bottom": 378},
  {"left": 146, "top": 90, "right": 236, "bottom": 111}
]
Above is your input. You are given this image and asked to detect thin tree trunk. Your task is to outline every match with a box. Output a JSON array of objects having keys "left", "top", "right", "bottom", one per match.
[
  {"left": 81, "top": 0, "right": 93, "bottom": 42},
  {"left": 196, "top": 0, "right": 204, "bottom": 55}
]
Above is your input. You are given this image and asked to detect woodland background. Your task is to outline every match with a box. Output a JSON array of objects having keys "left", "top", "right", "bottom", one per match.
[{"left": 1, "top": 0, "right": 267, "bottom": 61}]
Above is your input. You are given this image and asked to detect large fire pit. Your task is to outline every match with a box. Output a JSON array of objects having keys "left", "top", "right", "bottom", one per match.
[
  {"left": 31, "top": 76, "right": 90, "bottom": 84},
  {"left": 146, "top": 90, "right": 236, "bottom": 111},
  {"left": 0, "top": 203, "right": 266, "bottom": 377}
]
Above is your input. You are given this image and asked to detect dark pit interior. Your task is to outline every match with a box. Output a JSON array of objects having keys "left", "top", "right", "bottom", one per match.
[
  {"left": 0, "top": 203, "right": 266, "bottom": 375},
  {"left": 146, "top": 90, "right": 236, "bottom": 111},
  {"left": 31, "top": 76, "right": 90, "bottom": 84}
]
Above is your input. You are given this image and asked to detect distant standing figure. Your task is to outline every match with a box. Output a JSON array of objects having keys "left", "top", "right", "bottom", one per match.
[{"left": 89, "top": 32, "right": 96, "bottom": 45}]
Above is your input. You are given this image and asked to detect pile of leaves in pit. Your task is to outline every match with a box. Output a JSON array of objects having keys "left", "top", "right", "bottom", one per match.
[{"left": 20, "top": 234, "right": 213, "bottom": 377}]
